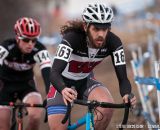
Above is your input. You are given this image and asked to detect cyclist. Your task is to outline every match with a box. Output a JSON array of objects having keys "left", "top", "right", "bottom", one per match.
[
  {"left": 0, "top": 17, "right": 51, "bottom": 130},
  {"left": 47, "top": 3, "right": 137, "bottom": 130}
]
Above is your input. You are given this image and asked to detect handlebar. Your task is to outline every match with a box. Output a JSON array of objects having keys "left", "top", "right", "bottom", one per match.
[
  {"left": 62, "top": 93, "right": 134, "bottom": 130},
  {"left": 0, "top": 102, "right": 45, "bottom": 108},
  {"left": 62, "top": 100, "right": 130, "bottom": 125},
  {"left": 0, "top": 101, "right": 48, "bottom": 123}
]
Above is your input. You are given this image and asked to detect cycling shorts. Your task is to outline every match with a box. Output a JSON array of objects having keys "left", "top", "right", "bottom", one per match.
[
  {"left": 47, "top": 76, "right": 104, "bottom": 115},
  {"left": 0, "top": 78, "right": 38, "bottom": 103}
]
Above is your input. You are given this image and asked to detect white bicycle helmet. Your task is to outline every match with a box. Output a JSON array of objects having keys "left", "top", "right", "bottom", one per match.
[{"left": 82, "top": 3, "right": 114, "bottom": 24}]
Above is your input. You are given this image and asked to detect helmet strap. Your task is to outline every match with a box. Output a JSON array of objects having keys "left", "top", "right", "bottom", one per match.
[{"left": 86, "top": 23, "right": 90, "bottom": 29}]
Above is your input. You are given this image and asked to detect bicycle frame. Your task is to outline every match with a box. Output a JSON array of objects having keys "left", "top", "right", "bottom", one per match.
[
  {"left": 16, "top": 107, "right": 22, "bottom": 130},
  {"left": 14, "top": 105, "right": 27, "bottom": 130},
  {"left": 68, "top": 108, "right": 94, "bottom": 130}
]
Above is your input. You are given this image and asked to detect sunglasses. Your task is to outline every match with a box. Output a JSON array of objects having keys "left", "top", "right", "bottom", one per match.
[{"left": 19, "top": 37, "right": 37, "bottom": 43}]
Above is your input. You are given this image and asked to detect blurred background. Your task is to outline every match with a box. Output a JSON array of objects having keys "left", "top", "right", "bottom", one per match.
[{"left": 1, "top": 0, "right": 160, "bottom": 129}]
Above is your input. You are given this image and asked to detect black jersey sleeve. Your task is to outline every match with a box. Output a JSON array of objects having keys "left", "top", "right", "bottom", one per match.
[
  {"left": 34, "top": 41, "right": 52, "bottom": 94},
  {"left": 50, "top": 59, "right": 67, "bottom": 93},
  {"left": 109, "top": 32, "right": 132, "bottom": 97},
  {"left": 111, "top": 61, "right": 132, "bottom": 97},
  {"left": 50, "top": 32, "right": 78, "bottom": 93}
]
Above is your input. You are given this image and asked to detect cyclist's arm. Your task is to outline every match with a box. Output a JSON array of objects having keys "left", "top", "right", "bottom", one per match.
[
  {"left": 0, "top": 45, "right": 9, "bottom": 65},
  {"left": 50, "top": 32, "right": 79, "bottom": 93},
  {"left": 50, "top": 42, "right": 73, "bottom": 93},
  {"left": 111, "top": 46, "right": 131, "bottom": 97},
  {"left": 50, "top": 59, "right": 68, "bottom": 93},
  {"left": 34, "top": 49, "right": 52, "bottom": 94},
  {"left": 109, "top": 33, "right": 131, "bottom": 97}
]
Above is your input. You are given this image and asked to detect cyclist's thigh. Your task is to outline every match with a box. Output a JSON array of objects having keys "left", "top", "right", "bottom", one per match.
[
  {"left": 0, "top": 108, "right": 12, "bottom": 129},
  {"left": 83, "top": 77, "right": 114, "bottom": 103},
  {"left": 47, "top": 85, "right": 68, "bottom": 129}
]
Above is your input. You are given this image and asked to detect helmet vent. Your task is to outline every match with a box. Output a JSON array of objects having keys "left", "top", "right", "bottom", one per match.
[
  {"left": 105, "top": 8, "right": 109, "bottom": 12},
  {"left": 20, "top": 24, "right": 24, "bottom": 31},
  {"left": 24, "top": 19, "right": 27, "bottom": 23},
  {"left": 31, "top": 27, "right": 34, "bottom": 33},
  {"left": 26, "top": 25, "right": 29, "bottom": 33},
  {"left": 101, "top": 14, "right": 104, "bottom": 20},
  {"left": 35, "top": 25, "right": 37, "bottom": 32},
  {"left": 93, "top": 14, "right": 98, "bottom": 21},
  {"left": 107, "top": 15, "right": 111, "bottom": 20},
  {"left": 84, "top": 15, "right": 91, "bottom": 20},
  {"left": 94, "top": 7, "right": 98, "bottom": 12},
  {"left": 100, "top": 5, "right": 103, "bottom": 12},
  {"left": 87, "top": 8, "right": 93, "bottom": 13}
]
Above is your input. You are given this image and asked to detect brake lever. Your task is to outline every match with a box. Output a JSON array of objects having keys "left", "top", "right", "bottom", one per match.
[
  {"left": 128, "top": 93, "right": 135, "bottom": 112},
  {"left": 128, "top": 93, "right": 134, "bottom": 101}
]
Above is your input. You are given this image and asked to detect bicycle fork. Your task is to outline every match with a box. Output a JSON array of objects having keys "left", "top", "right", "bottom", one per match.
[
  {"left": 86, "top": 111, "right": 94, "bottom": 130},
  {"left": 17, "top": 107, "right": 23, "bottom": 130},
  {"left": 67, "top": 110, "right": 94, "bottom": 130}
]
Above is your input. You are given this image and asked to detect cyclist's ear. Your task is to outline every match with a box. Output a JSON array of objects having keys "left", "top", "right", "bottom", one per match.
[{"left": 15, "top": 36, "right": 20, "bottom": 43}]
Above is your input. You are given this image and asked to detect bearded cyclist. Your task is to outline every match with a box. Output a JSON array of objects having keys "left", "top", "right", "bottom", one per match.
[
  {"left": 0, "top": 17, "right": 52, "bottom": 130},
  {"left": 48, "top": 3, "right": 137, "bottom": 130}
]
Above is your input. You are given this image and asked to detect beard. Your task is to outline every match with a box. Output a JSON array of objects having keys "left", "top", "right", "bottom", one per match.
[{"left": 87, "top": 31, "right": 106, "bottom": 48}]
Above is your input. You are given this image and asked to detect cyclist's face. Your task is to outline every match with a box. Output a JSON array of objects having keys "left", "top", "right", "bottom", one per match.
[
  {"left": 87, "top": 25, "right": 108, "bottom": 48},
  {"left": 16, "top": 37, "right": 37, "bottom": 54}
]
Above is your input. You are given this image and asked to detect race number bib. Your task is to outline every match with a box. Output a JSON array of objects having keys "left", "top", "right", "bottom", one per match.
[
  {"left": 34, "top": 50, "right": 52, "bottom": 69},
  {"left": 0, "top": 46, "right": 9, "bottom": 65},
  {"left": 113, "top": 49, "right": 126, "bottom": 66},
  {"left": 55, "top": 44, "right": 73, "bottom": 62}
]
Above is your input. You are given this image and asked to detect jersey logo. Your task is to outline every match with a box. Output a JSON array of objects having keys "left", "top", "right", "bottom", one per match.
[
  {"left": 101, "top": 49, "right": 107, "bottom": 52},
  {"left": 4, "top": 60, "right": 33, "bottom": 71},
  {"left": 55, "top": 44, "right": 73, "bottom": 62},
  {"left": 69, "top": 60, "right": 101, "bottom": 73},
  {"left": 113, "top": 49, "right": 126, "bottom": 66}
]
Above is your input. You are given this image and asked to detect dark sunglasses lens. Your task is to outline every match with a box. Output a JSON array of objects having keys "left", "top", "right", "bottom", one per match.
[
  {"left": 22, "top": 38, "right": 30, "bottom": 42},
  {"left": 22, "top": 38, "right": 37, "bottom": 43},
  {"left": 32, "top": 39, "right": 37, "bottom": 43}
]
